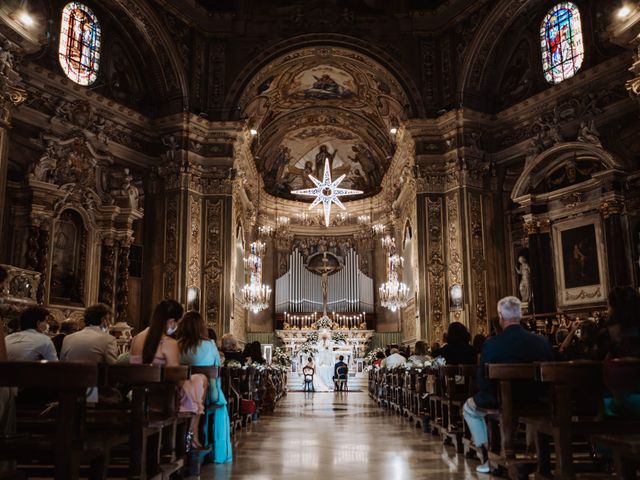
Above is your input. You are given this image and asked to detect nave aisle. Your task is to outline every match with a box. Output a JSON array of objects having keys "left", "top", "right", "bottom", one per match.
[{"left": 201, "top": 392, "right": 497, "bottom": 480}]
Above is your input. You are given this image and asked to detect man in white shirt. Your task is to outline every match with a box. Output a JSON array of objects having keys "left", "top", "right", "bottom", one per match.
[
  {"left": 60, "top": 303, "right": 118, "bottom": 364},
  {"left": 382, "top": 347, "right": 407, "bottom": 369},
  {"left": 5, "top": 306, "right": 57, "bottom": 362}
]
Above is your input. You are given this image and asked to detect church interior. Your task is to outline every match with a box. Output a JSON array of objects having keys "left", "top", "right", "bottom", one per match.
[{"left": 1, "top": 0, "right": 640, "bottom": 479}]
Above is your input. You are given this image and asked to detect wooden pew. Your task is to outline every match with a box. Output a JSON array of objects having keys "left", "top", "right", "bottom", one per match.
[
  {"left": 484, "top": 363, "right": 543, "bottom": 479},
  {"left": 220, "top": 366, "right": 242, "bottom": 434},
  {"left": 0, "top": 361, "right": 111, "bottom": 480},
  {"left": 591, "top": 434, "right": 640, "bottom": 480},
  {"left": 523, "top": 362, "right": 640, "bottom": 480},
  {"left": 439, "top": 365, "right": 471, "bottom": 453}
]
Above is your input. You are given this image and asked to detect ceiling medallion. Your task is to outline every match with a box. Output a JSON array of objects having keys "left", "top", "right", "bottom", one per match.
[{"left": 291, "top": 159, "right": 363, "bottom": 227}]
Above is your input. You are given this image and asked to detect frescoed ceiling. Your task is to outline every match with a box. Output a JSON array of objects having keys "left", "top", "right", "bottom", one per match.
[{"left": 239, "top": 47, "right": 409, "bottom": 200}]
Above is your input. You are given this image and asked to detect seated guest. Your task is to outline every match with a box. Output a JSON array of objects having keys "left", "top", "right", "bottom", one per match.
[
  {"left": 177, "top": 311, "right": 231, "bottom": 461},
  {"left": 60, "top": 303, "right": 118, "bottom": 364},
  {"left": 52, "top": 319, "right": 79, "bottom": 358},
  {"left": 558, "top": 319, "right": 604, "bottom": 361},
  {"left": 5, "top": 306, "right": 58, "bottom": 361},
  {"left": 382, "top": 347, "right": 406, "bottom": 368},
  {"left": 463, "top": 296, "right": 553, "bottom": 474},
  {"left": 129, "top": 300, "right": 182, "bottom": 365},
  {"left": 605, "top": 286, "right": 640, "bottom": 359},
  {"left": 333, "top": 355, "right": 348, "bottom": 381},
  {"left": 472, "top": 334, "right": 486, "bottom": 359},
  {"left": 130, "top": 300, "right": 208, "bottom": 441},
  {"left": 248, "top": 341, "right": 266, "bottom": 365},
  {"left": 221, "top": 333, "right": 245, "bottom": 366},
  {"left": 407, "top": 341, "right": 431, "bottom": 364},
  {"left": 373, "top": 351, "right": 386, "bottom": 367},
  {"left": 603, "top": 287, "right": 640, "bottom": 418},
  {"left": 433, "top": 322, "right": 477, "bottom": 365}
]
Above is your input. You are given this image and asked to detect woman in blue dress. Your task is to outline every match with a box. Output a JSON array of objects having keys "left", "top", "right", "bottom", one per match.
[{"left": 177, "top": 311, "right": 233, "bottom": 463}]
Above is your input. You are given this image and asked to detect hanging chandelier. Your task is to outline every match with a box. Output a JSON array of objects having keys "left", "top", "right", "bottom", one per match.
[
  {"left": 379, "top": 236, "right": 410, "bottom": 312},
  {"left": 241, "top": 241, "right": 271, "bottom": 313}
]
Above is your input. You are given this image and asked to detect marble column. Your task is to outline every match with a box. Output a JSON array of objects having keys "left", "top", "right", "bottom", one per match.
[{"left": 600, "top": 199, "right": 630, "bottom": 290}]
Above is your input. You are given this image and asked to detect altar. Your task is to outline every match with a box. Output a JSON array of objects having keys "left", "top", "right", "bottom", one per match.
[{"left": 276, "top": 326, "right": 374, "bottom": 369}]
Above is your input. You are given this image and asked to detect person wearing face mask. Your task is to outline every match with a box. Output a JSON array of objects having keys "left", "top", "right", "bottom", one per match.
[
  {"left": 60, "top": 303, "right": 118, "bottom": 364},
  {"left": 129, "top": 299, "right": 183, "bottom": 366},
  {"left": 5, "top": 306, "right": 58, "bottom": 362}
]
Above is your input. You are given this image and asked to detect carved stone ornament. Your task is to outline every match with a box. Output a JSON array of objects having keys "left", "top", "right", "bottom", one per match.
[
  {"left": 599, "top": 199, "right": 625, "bottom": 219},
  {"left": 0, "top": 40, "right": 27, "bottom": 127},
  {"left": 626, "top": 45, "right": 640, "bottom": 97}
]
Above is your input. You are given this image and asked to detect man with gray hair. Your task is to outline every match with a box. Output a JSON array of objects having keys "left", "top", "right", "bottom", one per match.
[{"left": 462, "top": 296, "right": 552, "bottom": 474}]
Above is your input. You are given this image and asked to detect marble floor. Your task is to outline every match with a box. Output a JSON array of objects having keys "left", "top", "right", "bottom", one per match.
[{"left": 200, "top": 392, "right": 498, "bottom": 480}]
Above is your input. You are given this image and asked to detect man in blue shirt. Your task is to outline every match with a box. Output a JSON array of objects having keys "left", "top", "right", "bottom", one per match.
[{"left": 463, "top": 296, "right": 553, "bottom": 474}]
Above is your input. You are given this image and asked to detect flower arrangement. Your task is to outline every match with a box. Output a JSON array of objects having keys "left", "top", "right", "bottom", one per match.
[
  {"left": 225, "top": 359, "right": 242, "bottom": 368},
  {"left": 299, "top": 340, "right": 318, "bottom": 356},
  {"left": 272, "top": 347, "right": 291, "bottom": 368},
  {"left": 315, "top": 315, "right": 333, "bottom": 330},
  {"left": 364, "top": 347, "right": 385, "bottom": 366},
  {"left": 331, "top": 331, "right": 347, "bottom": 345},
  {"left": 305, "top": 331, "right": 319, "bottom": 344}
]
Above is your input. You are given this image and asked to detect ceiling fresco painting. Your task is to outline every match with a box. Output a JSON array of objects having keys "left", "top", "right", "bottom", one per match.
[{"left": 239, "top": 47, "right": 410, "bottom": 201}]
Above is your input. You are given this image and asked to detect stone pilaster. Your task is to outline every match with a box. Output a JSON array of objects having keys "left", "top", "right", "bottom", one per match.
[
  {"left": 115, "top": 239, "right": 131, "bottom": 324},
  {"left": 600, "top": 198, "right": 630, "bottom": 290}
]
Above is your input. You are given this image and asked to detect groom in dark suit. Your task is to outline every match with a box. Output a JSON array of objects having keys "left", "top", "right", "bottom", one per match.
[{"left": 333, "top": 355, "right": 349, "bottom": 391}]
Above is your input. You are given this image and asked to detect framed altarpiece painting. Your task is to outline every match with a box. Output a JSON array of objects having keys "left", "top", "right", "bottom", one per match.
[{"left": 552, "top": 215, "right": 608, "bottom": 308}]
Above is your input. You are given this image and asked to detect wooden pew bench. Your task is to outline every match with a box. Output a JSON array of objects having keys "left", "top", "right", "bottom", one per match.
[
  {"left": 591, "top": 434, "right": 640, "bottom": 480},
  {"left": 522, "top": 362, "right": 640, "bottom": 480},
  {"left": 0, "top": 361, "right": 120, "bottom": 480},
  {"left": 484, "top": 363, "right": 545, "bottom": 479}
]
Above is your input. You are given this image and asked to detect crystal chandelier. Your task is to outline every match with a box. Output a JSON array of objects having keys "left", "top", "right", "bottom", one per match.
[
  {"left": 241, "top": 241, "right": 271, "bottom": 313},
  {"left": 379, "top": 237, "right": 410, "bottom": 312}
]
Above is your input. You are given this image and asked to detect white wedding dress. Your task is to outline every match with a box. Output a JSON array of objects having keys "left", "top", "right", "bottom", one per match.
[{"left": 314, "top": 339, "right": 335, "bottom": 392}]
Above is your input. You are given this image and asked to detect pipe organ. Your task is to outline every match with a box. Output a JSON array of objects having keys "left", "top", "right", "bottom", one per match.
[{"left": 275, "top": 249, "right": 374, "bottom": 313}]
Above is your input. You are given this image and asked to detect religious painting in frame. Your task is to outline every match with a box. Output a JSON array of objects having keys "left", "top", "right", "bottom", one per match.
[{"left": 552, "top": 215, "right": 607, "bottom": 307}]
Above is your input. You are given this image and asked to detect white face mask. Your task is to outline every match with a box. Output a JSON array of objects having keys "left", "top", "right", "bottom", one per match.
[
  {"left": 167, "top": 325, "right": 177, "bottom": 336},
  {"left": 101, "top": 324, "right": 109, "bottom": 333}
]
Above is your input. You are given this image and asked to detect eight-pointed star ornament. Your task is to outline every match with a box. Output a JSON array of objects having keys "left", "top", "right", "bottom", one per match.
[{"left": 291, "top": 159, "right": 363, "bottom": 227}]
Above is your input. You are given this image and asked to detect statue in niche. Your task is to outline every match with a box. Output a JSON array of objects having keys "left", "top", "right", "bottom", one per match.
[
  {"left": 50, "top": 211, "right": 85, "bottom": 304},
  {"left": 515, "top": 255, "right": 531, "bottom": 303}
]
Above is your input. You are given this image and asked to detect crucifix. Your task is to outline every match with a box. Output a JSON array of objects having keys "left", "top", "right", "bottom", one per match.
[{"left": 308, "top": 251, "right": 341, "bottom": 317}]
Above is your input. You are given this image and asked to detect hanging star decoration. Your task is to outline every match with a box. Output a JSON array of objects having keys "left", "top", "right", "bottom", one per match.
[{"left": 291, "top": 158, "right": 363, "bottom": 227}]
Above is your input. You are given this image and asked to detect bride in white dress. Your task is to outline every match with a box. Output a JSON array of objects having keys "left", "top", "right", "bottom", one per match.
[{"left": 314, "top": 333, "right": 335, "bottom": 392}]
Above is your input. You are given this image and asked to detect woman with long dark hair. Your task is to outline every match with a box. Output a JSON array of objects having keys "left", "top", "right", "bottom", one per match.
[
  {"left": 433, "top": 322, "right": 477, "bottom": 365},
  {"left": 177, "top": 311, "right": 232, "bottom": 463},
  {"left": 130, "top": 301, "right": 209, "bottom": 448},
  {"left": 130, "top": 299, "right": 183, "bottom": 365}
]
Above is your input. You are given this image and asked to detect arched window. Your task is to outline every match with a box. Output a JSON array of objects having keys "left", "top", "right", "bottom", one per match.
[
  {"left": 540, "top": 2, "right": 584, "bottom": 84},
  {"left": 58, "top": 2, "right": 101, "bottom": 86}
]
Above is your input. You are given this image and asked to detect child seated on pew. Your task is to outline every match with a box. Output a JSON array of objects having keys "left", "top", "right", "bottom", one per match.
[
  {"left": 176, "top": 311, "right": 232, "bottom": 463},
  {"left": 129, "top": 300, "right": 208, "bottom": 449}
]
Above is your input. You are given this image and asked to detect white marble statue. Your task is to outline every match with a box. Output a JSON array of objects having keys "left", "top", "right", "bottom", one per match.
[{"left": 515, "top": 256, "right": 531, "bottom": 303}]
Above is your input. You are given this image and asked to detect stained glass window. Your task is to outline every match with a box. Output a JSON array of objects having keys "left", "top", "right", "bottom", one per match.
[
  {"left": 540, "top": 2, "right": 584, "bottom": 84},
  {"left": 58, "top": 2, "right": 101, "bottom": 86}
]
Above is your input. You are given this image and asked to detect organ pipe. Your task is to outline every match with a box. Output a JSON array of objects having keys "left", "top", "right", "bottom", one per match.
[{"left": 275, "top": 249, "right": 374, "bottom": 314}]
